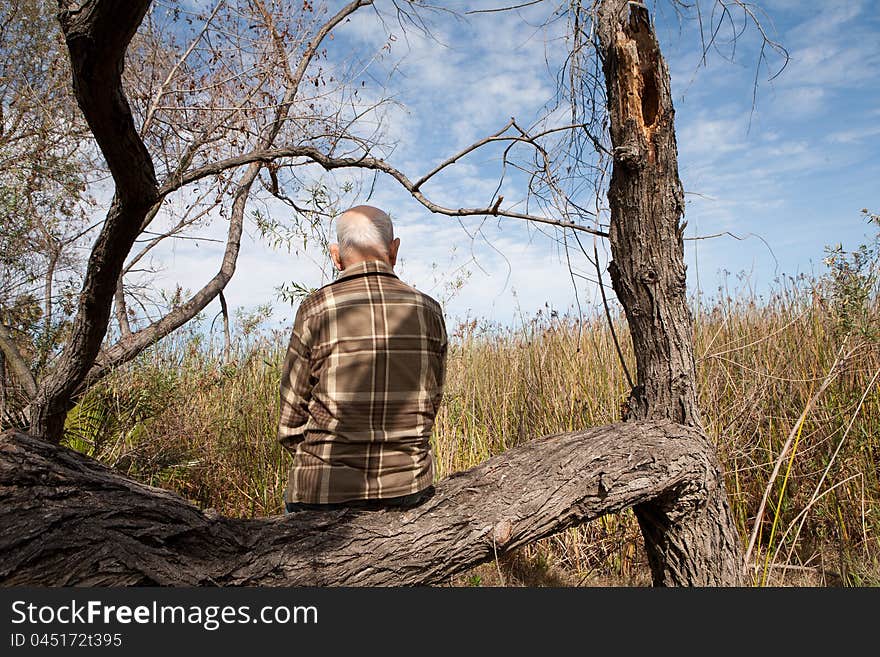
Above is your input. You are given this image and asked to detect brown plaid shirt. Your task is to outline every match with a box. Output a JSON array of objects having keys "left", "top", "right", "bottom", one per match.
[{"left": 278, "top": 260, "right": 447, "bottom": 504}]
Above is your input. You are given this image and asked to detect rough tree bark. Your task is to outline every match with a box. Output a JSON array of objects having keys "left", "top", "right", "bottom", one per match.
[
  {"left": 28, "top": 0, "right": 158, "bottom": 442},
  {"left": 2, "top": 421, "right": 725, "bottom": 585},
  {"left": 597, "top": 0, "right": 744, "bottom": 585}
]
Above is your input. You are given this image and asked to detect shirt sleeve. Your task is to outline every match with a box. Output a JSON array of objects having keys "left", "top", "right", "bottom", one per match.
[
  {"left": 432, "top": 312, "right": 448, "bottom": 415},
  {"left": 278, "top": 303, "right": 313, "bottom": 452}
]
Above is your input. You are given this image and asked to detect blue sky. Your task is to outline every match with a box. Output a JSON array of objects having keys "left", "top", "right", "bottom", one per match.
[{"left": 150, "top": 0, "right": 880, "bottom": 333}]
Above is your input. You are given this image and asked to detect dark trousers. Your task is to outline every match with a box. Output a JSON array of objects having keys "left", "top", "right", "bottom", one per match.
[{"left": 285, "top": 486, "right": 434, "bottom": 514}]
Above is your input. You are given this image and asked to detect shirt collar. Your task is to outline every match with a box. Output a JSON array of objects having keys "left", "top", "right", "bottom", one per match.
[{"left": 335, "top": 259, "right": 398, "bottom": 282}]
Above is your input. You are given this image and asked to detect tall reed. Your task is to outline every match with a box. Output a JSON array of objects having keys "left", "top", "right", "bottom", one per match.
[{"left": 64, "top": 277, "right": 880, "bottom": 586}]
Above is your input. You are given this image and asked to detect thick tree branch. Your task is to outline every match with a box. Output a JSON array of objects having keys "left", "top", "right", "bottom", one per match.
[
  {"left": 57, "top": 0, "right": 157, "bottom": 203},
  {"left": 30, "top": 0, "right": 158, "bottom": 441},
  {"left": 0, "top": 421, "right": 743, "bottom": 586}
]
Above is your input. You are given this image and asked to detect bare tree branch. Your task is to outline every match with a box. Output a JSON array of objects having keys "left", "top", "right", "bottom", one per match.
[
  {"left": 161, "top": 145, "right": 609, "bottom": 237},
  {"left": 113, "top": 277, "right": 132, "bottom": 338},
  {"left": 465, "top": 0, "right": 545, "bottom": 15},
  {"left": 140, "top": 0, "right": 227, "bottom": 137}
]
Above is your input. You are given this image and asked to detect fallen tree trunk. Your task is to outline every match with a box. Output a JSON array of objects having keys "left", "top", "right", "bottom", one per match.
[{"left": 0, "top": 421, "right": 742, "bottom": 586}]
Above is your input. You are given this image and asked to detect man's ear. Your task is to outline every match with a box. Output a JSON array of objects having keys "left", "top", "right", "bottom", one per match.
[
  {"left": 329, "top": 243, "right": 344, "bottom": 271},
  {"left": 389, "top": 237, "right": 401, "bottom": 267}
]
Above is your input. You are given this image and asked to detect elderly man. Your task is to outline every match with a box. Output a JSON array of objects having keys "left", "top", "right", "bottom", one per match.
[{"left": 278, "top": 205, "right": 447, "bottom": 512}]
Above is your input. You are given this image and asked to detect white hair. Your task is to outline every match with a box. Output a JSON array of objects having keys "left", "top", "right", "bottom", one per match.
[{"left": 336, "top": 208, "right": 393, "bottom": 258}]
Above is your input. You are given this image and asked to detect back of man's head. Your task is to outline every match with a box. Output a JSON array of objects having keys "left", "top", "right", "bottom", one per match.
[{"left": 335, "top": 205, "right": 394, "bottom": 262}]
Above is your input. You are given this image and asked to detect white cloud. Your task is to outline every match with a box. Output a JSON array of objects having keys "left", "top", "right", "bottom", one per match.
[
  {"left": 826, "top": 124, "right": 880, "bottom": 144},
  {"left": 768, "top": 85, "right": 826, "bottom": 118},
  {"left": 679, "top": 115, "right": 750, "bottom": 160},
  {"left": 117, "top": 0, "right": 880, "bottom": 332}
]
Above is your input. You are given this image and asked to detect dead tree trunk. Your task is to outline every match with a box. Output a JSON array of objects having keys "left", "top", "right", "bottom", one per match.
[
  {"left": 597, "top": 0, "right": 744, "bottom": 585},
  {"left": 2, "top": 422, "right": 727, "bottom": 586}
]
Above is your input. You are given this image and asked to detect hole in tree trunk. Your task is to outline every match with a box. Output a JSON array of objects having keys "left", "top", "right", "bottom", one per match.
[{"left": 641, "top": 70, "right": 659, "bottom": 128}]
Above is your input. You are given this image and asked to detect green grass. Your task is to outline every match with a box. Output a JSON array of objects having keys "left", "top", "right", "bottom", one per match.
[{"left": 64, "top": 278, "right": 880, "bottom": 586}]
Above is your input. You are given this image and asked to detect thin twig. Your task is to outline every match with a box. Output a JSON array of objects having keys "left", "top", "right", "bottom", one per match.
[
  {"left": 572, "top": 230, "right": 634, "bottom": 389},
  {"left": 465, "top": 0, "right": 544, "bottom": 15}
]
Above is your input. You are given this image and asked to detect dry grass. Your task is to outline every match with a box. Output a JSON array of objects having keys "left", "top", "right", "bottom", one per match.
[{"left": 64, "top": 277, "right": 880, "bottom": 586}]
